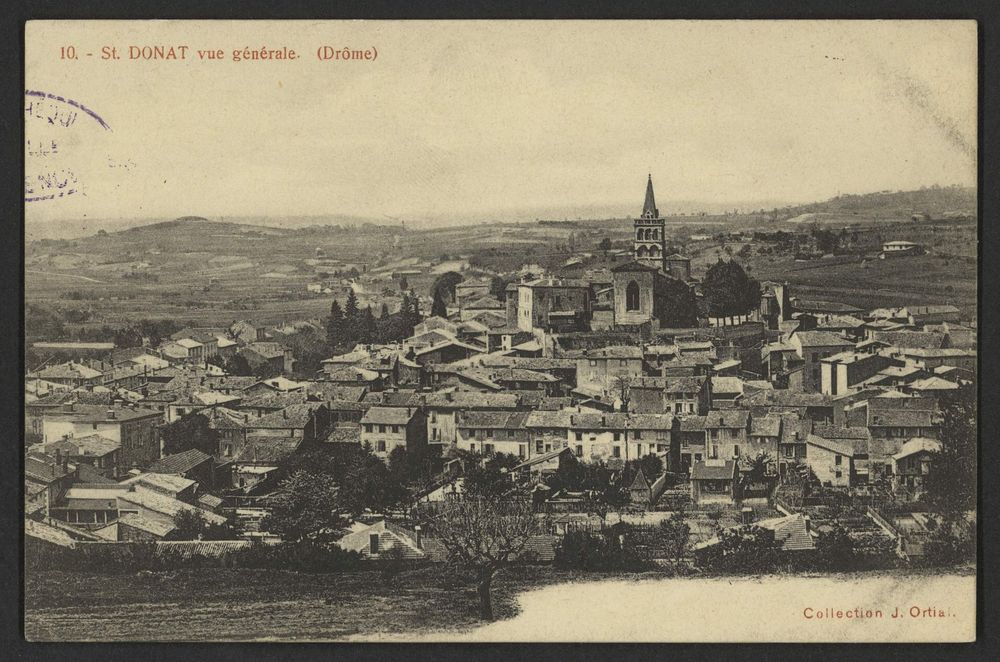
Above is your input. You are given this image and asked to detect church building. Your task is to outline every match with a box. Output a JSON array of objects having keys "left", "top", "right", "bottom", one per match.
[{"left": 612, "top": 175, "right": 697, "bottom": 329}]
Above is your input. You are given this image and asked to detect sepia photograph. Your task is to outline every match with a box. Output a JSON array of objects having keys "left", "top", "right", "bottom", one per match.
[{"left": 22, "top": 19, "right": 978, "bottom": 642}]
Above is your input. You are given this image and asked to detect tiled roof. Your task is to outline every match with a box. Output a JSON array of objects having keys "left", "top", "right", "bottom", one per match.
[
  {"left": 31, "top": 362, "right": 103, "bottom": 380},
  {"left": 117, "top": 489, "right": 227, "bottom": 525},
  {"left": 704, "top": 410, "right": 750, "bottom": 429},
  {"left": 488, "top": 367, "right": 559, "bottom": 383},
  {"left": 678, "top": 415, "right": 707, "bottom": 432},
  {"left": 480, "top": 356, "right": 576, "bottom": 370},
  {"left": 583, "top": 345, "right": 643, "bottom": 359},
  {"left": 909, "top": 377, "right": 960, "bottom": 391},
  {"left": 40, "top": 434, "right": 120, "bottom": 457},
  {"left": 811, "top": 424, "right": 870, "bottom": 442},
  {"left": 41, "top": 403, "right": 163, "bottom": 423},
  {"left": 367, "top": 391, "right": 422, "bottom": 407},
  {"left": 125, "top": 472, "right": 197, "bottom": 495},
  {"left": 513, "top": 447, "right": 572, "bottom": 470},
  {"left": 306, "top": 381, "right": 368, "bottom": 402},
  {"left": 118, "top": 512, "right": 176, "bottom": 538},
  {"left": 711, "top": 376, "right": 744, "bottom": 395},
  {"left": 868, "top": 409, "right": 938, "bottom": 428},
  {"left": 235, "top": 436, "right": 302, "bottom": 464},
  {"left": 690, "top": 460, "right": 736, "bottom": 480},
  {"left": 323, "top": 366, "right": 381, "bottom": 382},
  {"left": 750, "top": 414, "right": 782, "bottom": 438},
  {"left": 756, "top": 513, "right": 816, "bottom": 551},
  {"left": 361, "top": 406, "right": 418, "bottom": 425},
  {"left": 628, "top": 414, "right": 674, "bottom": 431},
  {"left": 247, "top": 404, "right": 319, "bottom": 429},
  {"left": 893, "top": 437, "right": 942, "bottom": 460},
  {"left": 423, "top": 392, "right": 520, "bottom": 410},
  {"left": 457, "top": 410, "right": 529, "bottom": 429},
  {"left": 871, "top": 331, "right": 947, "bottom": 350},
  {"left": 325, "top": 425, "right": 362, "bottom": 444},
  {"left": 204, "top": 406, "right": 251, "bottom": 430},
  {"left": 147, "top": 448, "right": 212, "bottom": 475},
  {"left": 805, "top": 434, "right": 853, "bottom": 457},
  {"left": 792, "top": 330, "right": 853, "bottom": 347},
  {"left": 465, "top": 295, "right": 503, "bottom": 309},
  {"left": 744, "top": 391, "right": 832, "bottom": 408}
]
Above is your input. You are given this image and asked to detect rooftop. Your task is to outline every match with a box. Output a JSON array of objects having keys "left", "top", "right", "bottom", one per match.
[
  {"left": 690, "top": 459, "right": 736, "bottom": 481},
  {"left": 147, "top": 448, "right": 213, "bottom": 475},
  {"left": 361, "top": 406, "right": 419, "bottom": 426}
]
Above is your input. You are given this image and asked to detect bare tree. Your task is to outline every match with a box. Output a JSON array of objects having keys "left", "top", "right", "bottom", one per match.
[{"left": 431, "top": 497, "right": 547, "bottom": 620}]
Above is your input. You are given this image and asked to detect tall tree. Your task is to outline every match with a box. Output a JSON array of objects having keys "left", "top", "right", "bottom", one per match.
[
  {"left": 223, "top": 353, "right": 253, "bottom": 376},
  {"left": 701, "top": 259, "right": 761, "bottom": 322},
  {"left": 160, "top": 412, "right": 220, "bottom": 457},
  {"left": 260, "top": 470, "right": 346, "bottom": 543},
  {"left": 657, "top": 277, "right": 699, "bottom": 328},
  {"left": 360, "top": 306, "right": 377, "bottom": 342},
  {"left": 380, "top": 302, "right": 390, "bottom": 319},
  {"left": 431, "top": 288, "right": 449, "bottom": 318},
  {"left": 327, "top": 298, "right": 345, "bottom": 347},
  {"left": 431, "top": 271, "right": 464, "bottom": 302},
  {"left": 924, "top": 389, "right": 976, "bottom": 515},
  {"left": 432, "top": 497, "right": 547, "bottom": 620},
  {"left": 598, "top": 237, "right": 612, "bottom": 258},
  {"left": 399, "top": 276, "right": 409, "bottom": 291},
  {"left": 344, "top": 288, "right": 360, "bottom": 320}
]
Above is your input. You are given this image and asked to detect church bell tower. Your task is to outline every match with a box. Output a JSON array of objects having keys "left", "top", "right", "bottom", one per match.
[{"left": 633, "top": 174, "right": 667, "bottom": 272}]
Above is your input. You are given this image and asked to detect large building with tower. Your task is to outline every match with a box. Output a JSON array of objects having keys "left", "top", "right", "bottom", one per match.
[{"left": 612, "top": 176, "right": 696, "bottom": 329}]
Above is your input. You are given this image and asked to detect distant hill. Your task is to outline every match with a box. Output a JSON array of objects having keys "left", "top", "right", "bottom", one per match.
[
  {"left": 786, "top": 186, "right": 975, "bottom": 218},
  {"left": 25, "top": 184, "right": 977, "bottom": 243}
]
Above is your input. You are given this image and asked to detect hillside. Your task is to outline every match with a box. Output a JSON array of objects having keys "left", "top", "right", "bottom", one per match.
[{"left": 786, "top": 185, "right": 975, "bottom": 218}]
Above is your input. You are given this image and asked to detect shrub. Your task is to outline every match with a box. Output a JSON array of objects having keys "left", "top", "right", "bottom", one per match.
[{"left": 554, "top": 529, "right": 651, "bottom": 572}]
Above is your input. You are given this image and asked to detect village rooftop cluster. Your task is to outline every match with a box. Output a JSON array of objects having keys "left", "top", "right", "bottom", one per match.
[{"left": 25, "top": 177, "right": 977, "bottom": 572}]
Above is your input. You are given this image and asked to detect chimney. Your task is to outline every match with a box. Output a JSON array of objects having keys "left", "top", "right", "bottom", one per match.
[
  {"left": 282, "top": 409, "right": 288, "bottom": 419},
  {"left": 741, "top": 506, "right": 753, "bottom": 526},
  {"left": 54, "top": 449, "right": 62, "bottom": 465},
  {"left": 601, "top": 415, "right": 606, "bottom": 427},
  {"left": 107, "top": 409, "right": 116, "bottom": 420},
  {"left": 803, "top": 516, "right": 811, "bottom": 534},
  {"left": 414, "top": 525, "right": 422, "bottom": 549}
]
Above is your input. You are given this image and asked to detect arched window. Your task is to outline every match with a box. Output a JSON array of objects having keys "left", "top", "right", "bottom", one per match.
[
  {"left": 649, "top": 245, "right": 661, "bottom": 257},
  {"left": 626, "top": 281, "right": 641, "bottom": 311},
  {"left": 636, "top": 246, "right": 648, "bottom": 258},
  {"left": 651, "top": 229, "right": 659, "bottom": 240}
]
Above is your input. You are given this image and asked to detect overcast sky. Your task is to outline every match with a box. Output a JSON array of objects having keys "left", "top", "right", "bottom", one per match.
[{"left": 25, "top": 20, "right": 976, "bottom": 228}]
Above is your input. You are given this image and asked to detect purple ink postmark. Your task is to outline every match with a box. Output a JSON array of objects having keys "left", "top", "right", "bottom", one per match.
[{"left": 24, "top": 90, "right": 117, "bottom": 203}]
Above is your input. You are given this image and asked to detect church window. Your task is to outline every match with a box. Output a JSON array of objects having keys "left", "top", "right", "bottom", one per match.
[{"left": 626, "top": 281, "right": 640, "bottom": 311}]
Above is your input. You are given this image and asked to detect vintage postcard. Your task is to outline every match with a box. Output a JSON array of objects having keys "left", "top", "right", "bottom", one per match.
[{"left": 23, "top": 20, "right": 977, "bottom": 642}]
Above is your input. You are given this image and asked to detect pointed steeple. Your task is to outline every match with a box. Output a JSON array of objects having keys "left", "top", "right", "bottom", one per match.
[{"left": 642, "top": 174, "right": 658, "bottom": 218}]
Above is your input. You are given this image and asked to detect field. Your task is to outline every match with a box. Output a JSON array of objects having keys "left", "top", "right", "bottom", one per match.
[
  {"left": 24, "top": 566, "right": 975, "bottom": 642},
  {"left": 24, "top": 192, "right": 978, "bottom": 340},
  {"left": 23, "top": 566, "right": 576, "bottom": 641}
]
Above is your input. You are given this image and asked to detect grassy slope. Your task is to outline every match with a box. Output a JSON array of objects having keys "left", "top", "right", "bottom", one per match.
[{"left": 23, "top": 566, "right": 579, "bottom": 642}]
